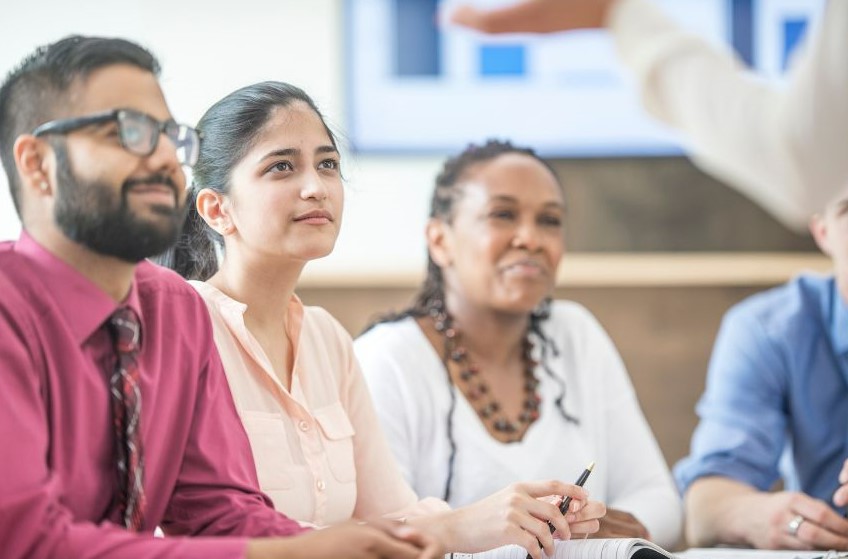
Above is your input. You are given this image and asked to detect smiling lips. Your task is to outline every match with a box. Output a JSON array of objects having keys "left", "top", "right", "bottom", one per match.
[
  {"left": 294, "top": 209, "right": 333, "bottom": 225},
  {"left": 501, "top": 259, "right": 548, "bottom": 278}
]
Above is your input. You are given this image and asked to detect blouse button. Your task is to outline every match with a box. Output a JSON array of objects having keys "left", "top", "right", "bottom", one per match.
[
  {"left": 316, "top": 479, "right": 326, "bottom": 491},
  {"left": 298, "top": 420, "right": 309, "bottom": 432}
]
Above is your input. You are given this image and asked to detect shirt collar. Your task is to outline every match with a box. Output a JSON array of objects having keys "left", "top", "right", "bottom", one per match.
[
  {"left": 191, "top": 280, "right": 304, "bottom": 368},
  {"left": 14, "top": 231, "right": 144, "bottom": 346},
  {"left": 830, "top": 280, "right": 848, "bottom": 355}
]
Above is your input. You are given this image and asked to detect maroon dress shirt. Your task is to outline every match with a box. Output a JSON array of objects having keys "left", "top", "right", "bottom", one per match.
[{"left": 0, "top": 233, "right": 306, "bottom": 559}]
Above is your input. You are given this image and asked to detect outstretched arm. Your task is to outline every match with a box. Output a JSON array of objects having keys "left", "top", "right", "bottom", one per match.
[{"left": 450, "top": 0, "right": 848, "bottom": 230}]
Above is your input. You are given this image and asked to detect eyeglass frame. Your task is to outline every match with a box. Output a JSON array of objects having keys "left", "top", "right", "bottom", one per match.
[{"left": 31, "top": 108, "right": 202, "bottom": 168}]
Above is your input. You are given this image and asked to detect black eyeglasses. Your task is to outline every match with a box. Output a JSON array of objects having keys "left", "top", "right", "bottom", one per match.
[{"left": 32, "top": 108, "right": 201, "bottom": 168}]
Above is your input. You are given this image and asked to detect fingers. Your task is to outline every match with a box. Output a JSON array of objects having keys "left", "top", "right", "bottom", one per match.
[
  {"left": 448, "top": 6, "right": 486, "bottom": 31},
  {"left": 834, "top": 461, "right": 848, "bottom": 507},
  {"left": 390, "top": 525, "right": 445, "bottom": 559},
  {"left": 496, "top": 483, "right": 571, "bottom": 554},
  {"left": 516, "top": 479, "right": 589, "bottom": 502},
  {"left": 775, "top": 495, "right": 848, "bottom": 550},
  {"left": 793, "top": 497, "right": 848, "bottom": 539},
  {"left": 566, "top": 500, "right": 606, "bottom": 524},
  {"left": 475, "top": 481, "right": 600, "bottom": 556},
  {"left": 448, "top": 2, "right": 550, "bottom": 35},
  {"left": 833, "top": 484, "right": 848, "bottom": 508},
  {"left": 371, "top": 529, "right": 434, "bottom": 559},
  {"left": 777, "top": 517, "right": 841, "bottom": 551},
  {"left": 356, "top": 519, "right": 434, "bottom": 559},
  {"left": 518, "top": 493, "right": 572, "bottom": 539},
  {"left": 515, "top": 515, "right": 556, "bottom": 558},
  {"left": 566, "top": 505, "right": 605, "bottom": 538},
  {"left": 506, "top": 480, "right": 589, "bottom": 538},
  {"left": 447, "top": 0, "right": 613, "bottom": 34},
  {"left": 832, "top": 459, "right": 848, "bottom": 517},
  {"left": 763, "top": 492, "right": 848, "bottom": 549}
]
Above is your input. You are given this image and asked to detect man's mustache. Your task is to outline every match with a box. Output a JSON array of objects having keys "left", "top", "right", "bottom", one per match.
[{"left": 123, "top": 175, "right": 179, "bottom": 194}]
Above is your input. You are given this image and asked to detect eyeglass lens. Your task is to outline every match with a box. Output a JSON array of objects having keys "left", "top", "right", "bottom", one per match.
[{"left": 117, "top": 110, "right": 199, "bottom": 167}]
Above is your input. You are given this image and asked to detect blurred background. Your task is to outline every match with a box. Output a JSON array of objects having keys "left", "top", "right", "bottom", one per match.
[{"left": 0, "top": 0, "right": 831, "bottom": 467}]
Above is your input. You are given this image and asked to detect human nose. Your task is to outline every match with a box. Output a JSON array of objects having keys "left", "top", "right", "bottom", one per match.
[
  {"left": 511, "top": 218, "right": 541, "bottom": 250},
  {"left": 300, "top": 168, "right": 329, "bottom": 200}
]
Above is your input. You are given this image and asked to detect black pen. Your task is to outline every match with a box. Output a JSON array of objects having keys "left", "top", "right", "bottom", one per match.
[
  {"left": 553, "top": 461, "right": 595, "bottom": 526},
  {"left": 526, "top": 461, "right": 595, "bottom": 559}
]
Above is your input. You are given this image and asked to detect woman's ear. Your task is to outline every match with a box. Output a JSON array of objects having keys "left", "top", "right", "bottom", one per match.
[
  {"left": 196, "top": 188, "right": 233, "bottom": 235},
  {"left": 810, "top": 213, "right": 832, "bottom": 257},
  {"left": 426, "top": 218, "right": 452, "bottom": 268}
]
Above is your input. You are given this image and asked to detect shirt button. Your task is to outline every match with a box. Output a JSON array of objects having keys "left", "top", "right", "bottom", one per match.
[
  {"left": 298, "top": 420, "right": 309, "bottom": 432},
  {"left": 316, "top": 479, "right": 326, "bottom": 491}
]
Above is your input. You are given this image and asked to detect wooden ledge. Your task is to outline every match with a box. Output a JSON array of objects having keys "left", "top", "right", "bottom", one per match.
[{"left": 298, "top": 252, "right": 832, "bottom": 288}]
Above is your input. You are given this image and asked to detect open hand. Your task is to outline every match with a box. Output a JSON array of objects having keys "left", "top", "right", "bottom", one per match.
[{"left": 448, "top": 0, "right": 616, "bottom": 35}]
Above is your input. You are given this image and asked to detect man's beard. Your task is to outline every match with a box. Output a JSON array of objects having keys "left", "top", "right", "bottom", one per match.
[{"left": 52, "top": 142, "right": 188, "bottom": 263}]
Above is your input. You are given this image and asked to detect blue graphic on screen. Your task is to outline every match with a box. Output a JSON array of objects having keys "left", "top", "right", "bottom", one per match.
[
  {"left": 479, "top": 45, "right": 526, "bottom": 77},
  {"left": 346, "top": 0, "right": 825, "bottom": 157},
  {"left": 782, "top": 18, "right": 808, "bottom": 70}
]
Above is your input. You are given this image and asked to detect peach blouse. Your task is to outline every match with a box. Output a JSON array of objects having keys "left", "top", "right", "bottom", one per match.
[{"left": 190, "top": 281, "right": 448, "bottom": 526}]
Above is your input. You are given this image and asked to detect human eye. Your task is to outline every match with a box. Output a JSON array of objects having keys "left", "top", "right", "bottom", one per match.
[
  {"left": 538, "top": 213, "right": 563, "bottom": 227},
  {"left": 265, "top": 160, "right": 294, "bottom": 174},
  {"left": 489, "top": 208, "right": 516, "bottom": 221},
  {"left": 318, "top": 158, "right": 339, "bottom": 171},
  {"left": 99, "top": 121, "right": 121, "bottom": 139}
]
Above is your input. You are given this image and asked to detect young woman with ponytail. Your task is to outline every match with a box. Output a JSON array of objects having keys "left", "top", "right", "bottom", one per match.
[{"left": 161, "top": 82, "right": 604, "bottom": 559}]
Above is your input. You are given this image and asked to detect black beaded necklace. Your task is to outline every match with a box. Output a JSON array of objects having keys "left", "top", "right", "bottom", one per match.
[{"left": 429, "top": 301, "right": 541, "bottom": 441}]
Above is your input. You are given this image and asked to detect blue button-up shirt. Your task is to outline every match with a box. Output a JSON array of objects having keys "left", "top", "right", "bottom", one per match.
[{"left": 675, "top": 273, "right": 848, "bottom": 508}]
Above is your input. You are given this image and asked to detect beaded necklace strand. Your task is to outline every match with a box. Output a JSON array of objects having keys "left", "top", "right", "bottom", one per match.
[{"left": 429, "top": 302, "right": 541, "bottom": 441}]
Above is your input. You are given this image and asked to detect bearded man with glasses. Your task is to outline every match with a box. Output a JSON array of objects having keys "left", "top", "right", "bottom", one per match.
[{"left": 0, "top": 35, "right": 442, "bottom": 559}]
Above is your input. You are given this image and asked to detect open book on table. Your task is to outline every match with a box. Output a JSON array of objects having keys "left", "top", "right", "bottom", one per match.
[{"left": 448, "top": 538, "right": 677, "bottom": 559}]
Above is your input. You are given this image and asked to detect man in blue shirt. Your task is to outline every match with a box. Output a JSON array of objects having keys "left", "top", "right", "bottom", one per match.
[{"left": 674, "top": 199, "right": 848, "bottom": 549}]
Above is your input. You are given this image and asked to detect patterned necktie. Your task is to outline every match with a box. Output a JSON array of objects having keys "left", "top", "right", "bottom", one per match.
[{"left": 107, "top": 306, "right": 146, "bottom": 531}]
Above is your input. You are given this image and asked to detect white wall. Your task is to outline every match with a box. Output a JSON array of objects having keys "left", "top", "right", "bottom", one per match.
[{"left": 0, "top": 0, "right": 439, "bottom": 282}]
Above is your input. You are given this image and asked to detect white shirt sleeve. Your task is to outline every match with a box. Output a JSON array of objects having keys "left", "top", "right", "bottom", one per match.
[
  {"left": 571, "top": 306, "right": 683, "bottom": 549},
  {"left": 609, "top": 0, "right": 848, "bottom": 230}
]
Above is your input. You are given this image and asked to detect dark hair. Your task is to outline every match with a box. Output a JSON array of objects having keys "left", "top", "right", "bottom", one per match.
[
  {"left": 364, "top": 139, "right": 577, "bottom": 501},
  {"left": 0, "top": 35, "right": 160, "bottom": 217},
  {"left": 159, "top": 81, "right": 338, "bottom": 281}
]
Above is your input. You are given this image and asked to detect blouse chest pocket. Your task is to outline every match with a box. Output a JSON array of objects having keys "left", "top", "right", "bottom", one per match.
[
  {"left": 240, "top": 411, "right": 295, "bottom": 490},
  {"left": 313, "top": 403, "right": 357, "bottom": 484}
]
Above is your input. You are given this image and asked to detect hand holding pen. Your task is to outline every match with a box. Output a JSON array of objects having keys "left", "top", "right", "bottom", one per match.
[
  {"left": 551, "top": 462, "right": 595, "bottom": 534},
  {"left": 421, "top": 478, "right": 602, "bottom": 559},
  {"left": 526, "top": 462, "right": 597, "bottom": 559}
]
